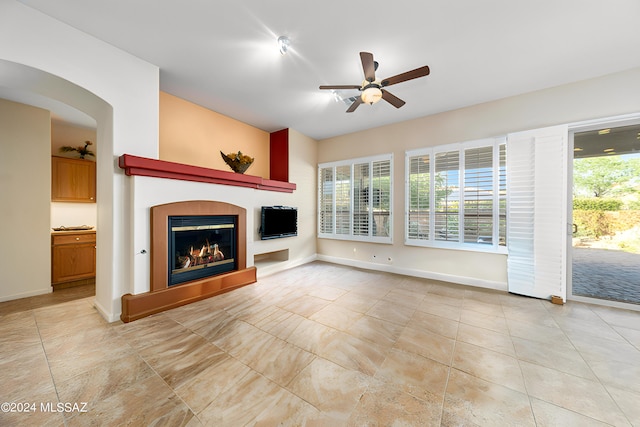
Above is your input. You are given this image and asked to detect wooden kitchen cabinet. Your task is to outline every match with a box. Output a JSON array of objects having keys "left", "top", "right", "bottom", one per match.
[
  {"left": 51, "top": 231, "right": 96, "bottom": 285},
  {"left": 51, "top": 156, "right": 96, "bottom": 202}
]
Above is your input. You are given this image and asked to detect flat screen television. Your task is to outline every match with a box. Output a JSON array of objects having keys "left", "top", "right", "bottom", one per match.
[{"left": 260, "top": 206, "right": 297, "bottom": 240}]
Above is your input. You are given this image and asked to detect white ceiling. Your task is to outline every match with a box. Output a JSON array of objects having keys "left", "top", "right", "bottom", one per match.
[{"left": 13, "top": 0, "right": 640, "bottom": 140}]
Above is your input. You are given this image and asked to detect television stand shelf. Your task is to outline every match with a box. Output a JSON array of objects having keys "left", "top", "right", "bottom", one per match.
[{"left": 254, "top": 249, "right": 289, "bottom": 272}]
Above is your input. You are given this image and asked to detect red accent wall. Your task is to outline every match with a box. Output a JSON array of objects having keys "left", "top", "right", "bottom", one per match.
[{"left": 270, "top": 128, "right": 289, "bottom": 182}]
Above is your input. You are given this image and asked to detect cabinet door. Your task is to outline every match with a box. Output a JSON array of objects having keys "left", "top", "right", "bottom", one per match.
[
  {"left": 51, "top": 157, "right": 96, "bottom": 202},
  {"left": 52, "top": 243, "right": 96, "bottom": 284}
]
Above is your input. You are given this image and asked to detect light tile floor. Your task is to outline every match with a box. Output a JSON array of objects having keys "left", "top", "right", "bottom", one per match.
[{"left": 1, "top": 262, "right": 639, "bottom": 426}]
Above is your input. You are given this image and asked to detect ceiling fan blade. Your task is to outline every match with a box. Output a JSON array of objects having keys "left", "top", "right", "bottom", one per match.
[
  {"left": 381, "top": 65, "right": 430, "bottom": 87},
  {"left": 381, "top": 90, "right": 406, "bottom": 108},
  {"left": 346, "top": 96, "right": 364, "bottom": 113},
  {"left": 360, "top": 52, "right": 376, "bottom": 82},
  {"left": 319, "top": 85, "right": 361, "bottom": 90}
]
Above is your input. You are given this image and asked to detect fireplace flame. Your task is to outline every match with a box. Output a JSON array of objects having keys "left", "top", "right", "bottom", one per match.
[{"left": 179, "top": 242, "right": 225, "bottom": 270}]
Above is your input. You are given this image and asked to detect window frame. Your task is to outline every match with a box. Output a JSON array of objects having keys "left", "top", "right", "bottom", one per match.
[
  {"left": 318, "top": 153, "right": 393, "bottom": 244},
  {"left": 405, "top": 137, "right": 507, "bottom": 254}
]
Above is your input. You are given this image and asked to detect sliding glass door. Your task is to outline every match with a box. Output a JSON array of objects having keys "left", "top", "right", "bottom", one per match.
[{"left": 569, "top": 122, "right": 640, "bottom": 307}]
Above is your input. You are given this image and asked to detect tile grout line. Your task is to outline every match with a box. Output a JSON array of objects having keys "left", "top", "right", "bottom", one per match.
[{"left": 31, "top": 309, "right": 68, "bottom": 426}]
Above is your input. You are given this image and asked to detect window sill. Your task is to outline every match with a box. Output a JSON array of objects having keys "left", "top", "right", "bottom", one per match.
[
  {"left": 318, "top": 234, "right": 393, "bottom": 244},
  {"left": 404, "top": 239, "right": 508, "bottom": 255}
]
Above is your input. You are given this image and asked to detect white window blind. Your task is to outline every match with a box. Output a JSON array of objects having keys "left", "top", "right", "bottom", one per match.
[
  {"left": 318, "top": 154, "right": 393, "bottom": 243},
  {"left": 353, "top": 163, "right": 369, "bottom": 236},
  {"left": 507, "top": 125, "right": 568, "bottom": 301},
  {"left": 435, "top": 151, "right": 460, "bottom": 242},
  {"left": 406, "top": 137, "right": 506, "bottom": 252},
  {"left": 372, "top": 160, "right": 391, "bottom": 238},
  {"left": 498, "top": 144, "right": 507, "bottom": 246},
  {"left": 335, "top": 165, "right": 351, "bottom": 235},
  {"left": 464, "top": 146, "right": 493, "bottom": 243},
  {"left": 319, "top": 167, "right": 334, "bottom": 234},
  {"left": 407, "top": 154, "right": 430, "bottom": 240}
]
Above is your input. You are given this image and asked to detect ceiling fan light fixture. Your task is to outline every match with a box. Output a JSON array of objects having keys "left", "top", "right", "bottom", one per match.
[
  {"left": 361, "top": 85, "right": 382, "bottom": 104},
  {"left": 277, "top": 36, "right": 290, "bottom": 55}
]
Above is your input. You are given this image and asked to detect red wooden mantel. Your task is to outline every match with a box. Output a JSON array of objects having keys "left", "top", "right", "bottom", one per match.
[{"left": 118, "top": 154, "right": 296, "bottom": 193}]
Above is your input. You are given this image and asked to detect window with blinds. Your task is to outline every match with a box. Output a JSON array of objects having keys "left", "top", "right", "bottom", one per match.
[
  {"left": 463, "top": 146, "right": 493, "bottom": 244},
  {"left": 335, "top": 165, "right": 351, "bottom": 235},
  {"left": 435, "top": 151, "right": 460, "bottom": 242},
  {"left": 318, "top": 154, "right": 392, "bottom": 243},
  {"left": 407, "top": 155, "right": 430, "bottom": 240},
  {"left": 372, "top": 160, "right": 391, "bottom": 238},
  {"left": 498, "top": 144, "right": 507, "bottom": 246},
  {"left": 353, "top": 163, "right": 369, "bottom": 236},
  {"left": 405, "top": 138, "right": 507, "bottom": 252},
  {"left": 319, "top": 167, "right": 334, "bottom": 234}
]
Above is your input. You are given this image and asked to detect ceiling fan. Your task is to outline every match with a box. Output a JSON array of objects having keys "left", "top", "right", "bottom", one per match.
[{"left": 319, "top": 52, "right": 430, "bottom": 113}]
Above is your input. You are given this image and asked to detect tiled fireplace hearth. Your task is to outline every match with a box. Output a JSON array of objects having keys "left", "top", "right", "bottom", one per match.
[{"left": 120, "top": 200, "right": 257, "bottom": 322}]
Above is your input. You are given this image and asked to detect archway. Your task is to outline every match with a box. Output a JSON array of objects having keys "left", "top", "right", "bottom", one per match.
[{"left": 0, "top": 59, "right": 114, "bottom": 318}]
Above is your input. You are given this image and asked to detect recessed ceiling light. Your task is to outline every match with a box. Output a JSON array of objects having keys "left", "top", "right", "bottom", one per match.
[
  {"left": 598, "top": 129, "right": 611, "bottom": 135},
  {"left": 603, "top": 148, "right": 615, "bottom": 152},
  {"left": 277, "top": 36, "right": 290, "bottom": 55},
  {"left": 573, "top": 147, "right": 583, "bottom": 151},
  {"left": 607, "top": 151, "right": 617, "bottom": 155},
  {"left": 330, "top": 90, "right": 343, "bottom": 103}
]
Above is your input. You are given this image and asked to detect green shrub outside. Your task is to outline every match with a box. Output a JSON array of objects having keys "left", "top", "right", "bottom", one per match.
[
  {"left": 573, "top": 198, "right": 622, "bottom": 211},
  {"left": 628, "top": 199, "right": 640, "bottom": 210},
  {"left": 573, "top": 209, "right": 640, "bottom": 238},
  {"left": 608, "top": 210, "right": 640, "bottom": 232},
  {"left": 573, "top": 210, "right": 610, "bottom": 238}
]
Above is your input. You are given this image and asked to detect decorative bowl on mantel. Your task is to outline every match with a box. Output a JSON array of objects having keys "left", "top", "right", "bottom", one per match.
[{"left": 220, "top": 151, "right": 254, "bottom": 174}]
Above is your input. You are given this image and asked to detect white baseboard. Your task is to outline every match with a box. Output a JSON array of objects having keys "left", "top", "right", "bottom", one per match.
[
  {"left": 316, "top": 254, "right": 507, "bottom": 292},
  {"left": 93, "top": 299, "right": 120, "bottom": 323},
  {"left": 0, "top": 287, "right": 51, "bottom": 302}
]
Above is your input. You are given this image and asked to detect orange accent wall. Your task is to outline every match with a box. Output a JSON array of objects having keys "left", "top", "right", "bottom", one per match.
[{"left": 159, "top": 91, "right": 269, "bottom": 179}]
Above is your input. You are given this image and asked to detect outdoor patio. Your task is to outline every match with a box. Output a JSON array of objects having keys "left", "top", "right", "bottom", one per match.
[{"left": 572, "top": 247, "right": 640, "bottom": 305}]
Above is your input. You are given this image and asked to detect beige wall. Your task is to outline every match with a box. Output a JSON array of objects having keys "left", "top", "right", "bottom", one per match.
[
  {"left": 0, "top": 99, "right": 52, "bottom": 301},
  {"left": 51, "top": 119, "right": 97, "bottom": 160},
  {"left": 317, "top": 67, "right": 640, "bottom": 289},
  {"left": 159, "top": 91, "right": 270, "bottom": 179}
]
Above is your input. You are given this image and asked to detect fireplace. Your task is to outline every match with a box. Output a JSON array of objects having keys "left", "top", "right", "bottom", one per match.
[
  {"left": 169, "top": 215, "right": 237, "bottom": 286},
  {"left": 120, "top": 200, "right": 256, "bottom": 322}
]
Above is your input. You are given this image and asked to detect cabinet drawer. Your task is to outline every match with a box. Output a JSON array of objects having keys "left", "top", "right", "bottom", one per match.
[{"left": 52, "top": 233, "right": 96, "bottom": 245}]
